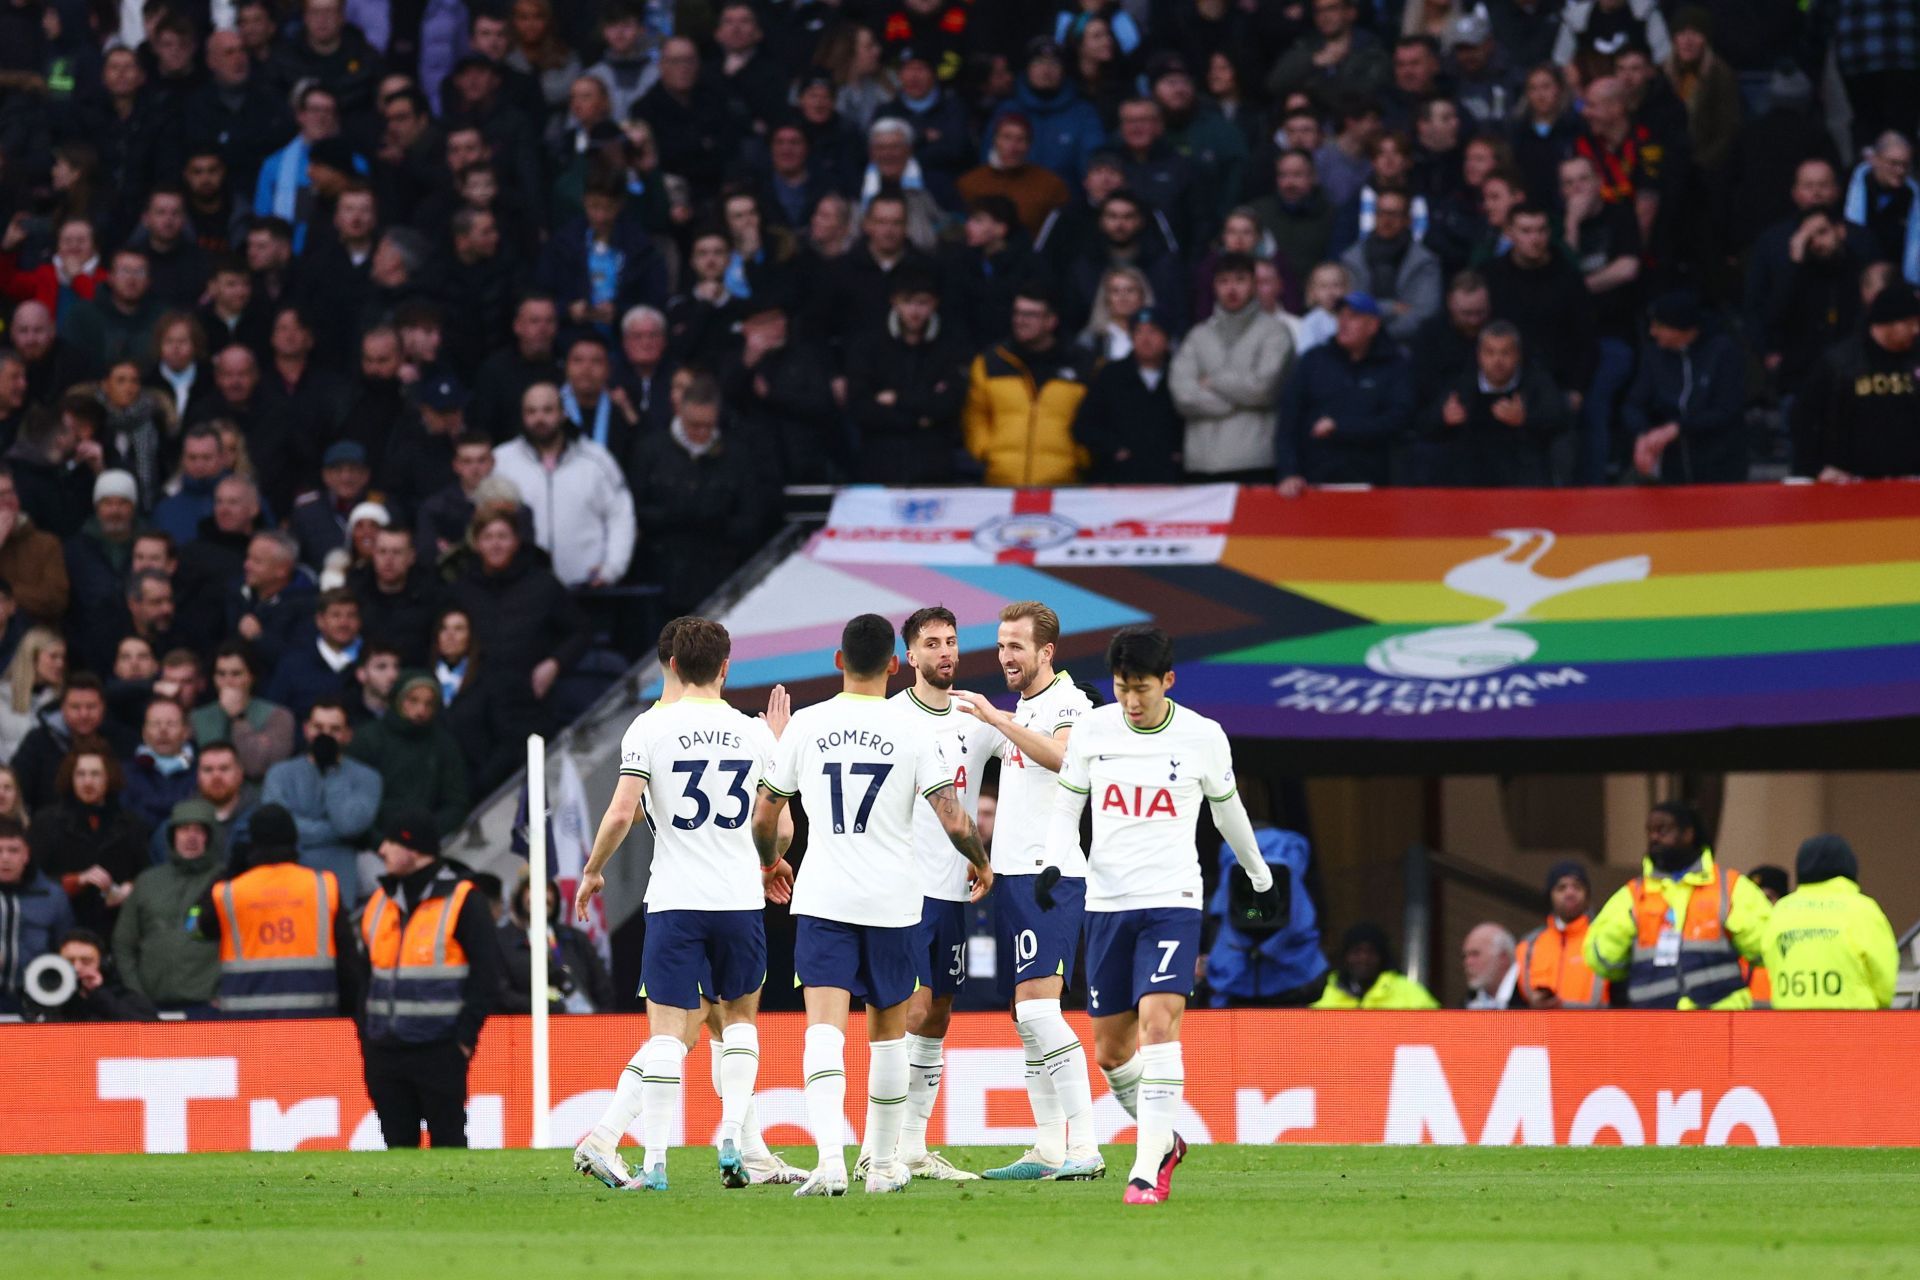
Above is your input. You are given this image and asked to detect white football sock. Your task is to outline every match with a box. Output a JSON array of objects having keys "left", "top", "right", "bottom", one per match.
[
  {"left": 856, "top": 1095, "right": 878, "bottom": 1160},
  {"left": 589, "top": 1043, "right": 648, "bottom": 1148},
  {"left": 639, "top": 1035, "right": 685, "bottom": 1172},
  {"left": 1128, "top": 1042, "right": 1183, "bottom": 1184},
  {"left": 712, "top": 1026, "right": 775, "bottom": 1160},
  {"left": 1018, "top": 999, "right": 1095, "bottom": 1159},
  {"left": 718, "top": 1024, "right": 758, "bottom": 1148},
  {"left": 898, "top": 1033, "right": 944, "bottom": 1162},
  {"left": 1102, "top": 1053, "right": 1144, "bottom": 1120},
  {"left": 803, "top": 1024, "right": 848, "bottom": 1174},
  {"left": 865, "top": 1036, "right": 910, "bottom": 1172},
  {"left": 1015, "top": 1017, "right": 1066, "bottom": 1163}
]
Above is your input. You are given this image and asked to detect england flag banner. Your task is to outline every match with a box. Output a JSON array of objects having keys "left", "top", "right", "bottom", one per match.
[{"left": 813, "top": 485, "right": 1240, "bottom": 566}]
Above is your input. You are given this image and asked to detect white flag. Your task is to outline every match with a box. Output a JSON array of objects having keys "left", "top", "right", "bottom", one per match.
[{"left": 552, "top": 752, "right": 609, "bottom": 967}]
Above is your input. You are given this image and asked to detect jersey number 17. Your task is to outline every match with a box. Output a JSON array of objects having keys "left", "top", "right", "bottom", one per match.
[{"left": 823, "top": 762, "right": 892, "bottom": 834}]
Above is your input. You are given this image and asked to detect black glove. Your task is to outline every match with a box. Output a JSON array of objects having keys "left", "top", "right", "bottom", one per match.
[
  {"left": 310, "top": 733, "right": 340, "bottom": 771},
  {"left": 1034, "top": 865, "right": 1062, "bottom": 910},
  {"left": 1240, "top": 879, "right": 1283, "bottom": 928}
]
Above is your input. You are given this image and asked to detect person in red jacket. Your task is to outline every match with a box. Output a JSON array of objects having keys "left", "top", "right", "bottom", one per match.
[{"left": 0, "top": 217, "right": 107, "bottom": 322}]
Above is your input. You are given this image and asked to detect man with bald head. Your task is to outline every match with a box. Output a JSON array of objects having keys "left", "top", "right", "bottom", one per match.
[
  {"left": 9, "top": 302, "right": 89, "bottom": 407},
  {"left": 490, "top": 382, "right": 635, "bottom": 589}
]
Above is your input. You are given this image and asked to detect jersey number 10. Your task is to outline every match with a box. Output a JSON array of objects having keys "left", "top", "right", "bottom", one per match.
[{"left": 822, "top": 762, "right": 893, "bottom": 834}]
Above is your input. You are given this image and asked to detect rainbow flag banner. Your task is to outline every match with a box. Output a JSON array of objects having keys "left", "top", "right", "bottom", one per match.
[{"left": 715, "top": 484, "right": 1920, "bottom": 750}]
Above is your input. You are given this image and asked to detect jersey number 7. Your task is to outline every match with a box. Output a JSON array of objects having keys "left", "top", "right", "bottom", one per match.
[
  {"left": 823, "top": 762, "right": 892, "bottom": 834},
  {"left": 670, "top": 759, "right": 755, "bottom": 830}
]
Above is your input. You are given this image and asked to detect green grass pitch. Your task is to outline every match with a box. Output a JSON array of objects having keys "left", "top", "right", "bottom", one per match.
[{"left": 6, "top": 1146, "right": 1919, "bottom": 1278}]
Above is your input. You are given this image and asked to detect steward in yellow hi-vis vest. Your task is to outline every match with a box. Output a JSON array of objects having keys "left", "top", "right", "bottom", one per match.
[
  {"left": 358, "top": 809, "right": 498, "bottom": 1150},
  {"left": 1585, "top": 802, "right": 1771, "bottom": 1010},
  {"left": 1761, "top": 835, "right": 1899, "bottom": 1010},
  {"left": 1311, "top": 922, "right": 1440, "bottom": 1009}
]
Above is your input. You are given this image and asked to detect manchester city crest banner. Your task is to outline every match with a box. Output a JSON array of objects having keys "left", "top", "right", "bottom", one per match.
[{"left": 713, "top": 483, "right": 1920, "bottom": 751}]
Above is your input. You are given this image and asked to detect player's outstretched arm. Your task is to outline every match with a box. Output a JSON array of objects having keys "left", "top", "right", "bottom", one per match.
[
  {"left": 928, "top": 784, "right": 993, "bottom": 901},
  {"left": 578, "top": 775, "right": 645, "bottom": 921},
  {"left": 1213, "top": 790, "right": 1274, "bottom": 921},
  {"left": 1044, "top": 777, "right": 1089, "bottom": 870},
  {"left": 952, "top": 691, "right": 1070, "bottom": 774}
]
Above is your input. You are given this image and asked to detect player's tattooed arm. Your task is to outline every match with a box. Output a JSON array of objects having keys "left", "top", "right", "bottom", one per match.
[
  {"left": 930, "top": 785, "right": 993, "bottom": 901},
  {"left": 750, "top": 789, "right": 790, "bottom": 868},
  {"left": 928, "top": 786, "right": 986, "bottom": 868}
]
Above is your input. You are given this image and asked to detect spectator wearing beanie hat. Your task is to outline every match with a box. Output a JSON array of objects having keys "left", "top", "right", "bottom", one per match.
[
  {"left": 1792, "top": 283, "right": 1920, "bottom": 480},
  {"left": 1621, "top": 290, "right": 1748, "bottom": 483},
  {"left": 197, "top": 801, "right": 360, "bottom": 1017},
  {"left": 1760, "top": 835, "right": 1899, "bottom": 1009},
  {"left": 1663, "top": 7, "right": 1742, "bottom": 177},
  {"left": 359, "top": 804, "right": 499, "bottom": 1149},
  {"left": 63, "top": 470, "right": 144, "bottom": 657},
  {"left": 1515, "top": 860, "right": 1610, "bottom": 1009}
]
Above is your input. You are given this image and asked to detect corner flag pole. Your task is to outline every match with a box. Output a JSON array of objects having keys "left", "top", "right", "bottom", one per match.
[{"left": 527, "top": 734, "right": 551, "bottom": 1149}]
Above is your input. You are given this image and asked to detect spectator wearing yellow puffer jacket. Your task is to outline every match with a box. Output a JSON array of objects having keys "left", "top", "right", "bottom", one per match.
[
  {"left": 964, "top": 286, "right": 1092, "bottom": 486},
  {"left": 1311, "top": 921, "right": 1441, "bottom": 1009}
]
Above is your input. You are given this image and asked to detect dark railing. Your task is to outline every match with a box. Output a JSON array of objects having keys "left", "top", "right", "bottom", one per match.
[{"left": 1400, "top": 842, "right": 1545, "bottom": 992}]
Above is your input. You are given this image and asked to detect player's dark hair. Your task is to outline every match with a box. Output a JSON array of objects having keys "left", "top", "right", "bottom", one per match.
[
  {"left": 671, "top": 618, "right": 732, "bottom": 687},
  {"left": 1651, "top": 799, "right": 1705, "bottom": 844},
  {"left": 1106, "top": 625, "right": 1174, "bottom": 679},
  {"left": 656, "top": 616, "right": 700, "bottom": 665},
  {"left": 0, "top": 815, "right": 25, "bottom": 842},
  {"left": 840, "top": 613, "right": 897, "bottom": 678},
  {"left": 901, "top": 605, "right": 957, "bottom": 647}
]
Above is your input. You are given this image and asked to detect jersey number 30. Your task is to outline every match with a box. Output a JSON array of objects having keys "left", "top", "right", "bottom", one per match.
[
  {"left": 669, "top": 759, "right": 755, "bottom": 830},
  {"left": 822, "top": 762, "right": 892, "bottom": 834}
]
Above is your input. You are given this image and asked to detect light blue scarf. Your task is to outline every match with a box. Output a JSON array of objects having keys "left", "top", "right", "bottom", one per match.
[{"left": 1845, "top": 160, "right": 1920, "bottom": 285}]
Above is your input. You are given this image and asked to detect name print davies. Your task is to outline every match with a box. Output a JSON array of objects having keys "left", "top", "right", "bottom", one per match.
[{"left": 677, "top": 730, "right": 744, "bottom": 749}]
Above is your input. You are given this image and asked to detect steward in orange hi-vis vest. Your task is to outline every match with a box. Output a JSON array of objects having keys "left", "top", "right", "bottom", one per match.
[
  {"left": 1515, "top": 860, "right": 1608, "bottom": 1009},
  {"left": 213, "top": 862, "right": 341, "bottom": 1016},
  {"left": 356, "top": 809, "right": 497, "bottom": 1150},
  {"left": 196, "top": 803, "right": 358, "bottom": 1018}
]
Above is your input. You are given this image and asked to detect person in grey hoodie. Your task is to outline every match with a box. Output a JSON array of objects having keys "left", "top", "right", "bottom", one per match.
[
  {"left": 1170, "top": 252, "right": 1295, "bottom": 482},
  {"left": 112, "top": 799, "right": 224, "bottom": 1012},
  {"left": 260, "top": 697, "right": 382, "bottom": 903}
]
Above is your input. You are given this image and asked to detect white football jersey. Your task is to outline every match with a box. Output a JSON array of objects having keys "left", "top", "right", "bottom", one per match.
[
  {"left": 619, "top": 698, "right": 776, "bottom": 912},
  {"left": 890, "top": 688, "right": 980, "bottom": 902},
  {"left": 767, "top": 692, "right": 955, "bottom": 928},
  {"left": 973, "top": 671, "right": 1092, "bottom": 877},
  {"left": 1054, "top": 700, "right": 1236, "bottom": 913}
]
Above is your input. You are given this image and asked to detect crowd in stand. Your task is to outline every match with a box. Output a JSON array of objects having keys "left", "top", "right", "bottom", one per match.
[{"left": 0, "top": 0, "right": 1916, "bottom": 1014}]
